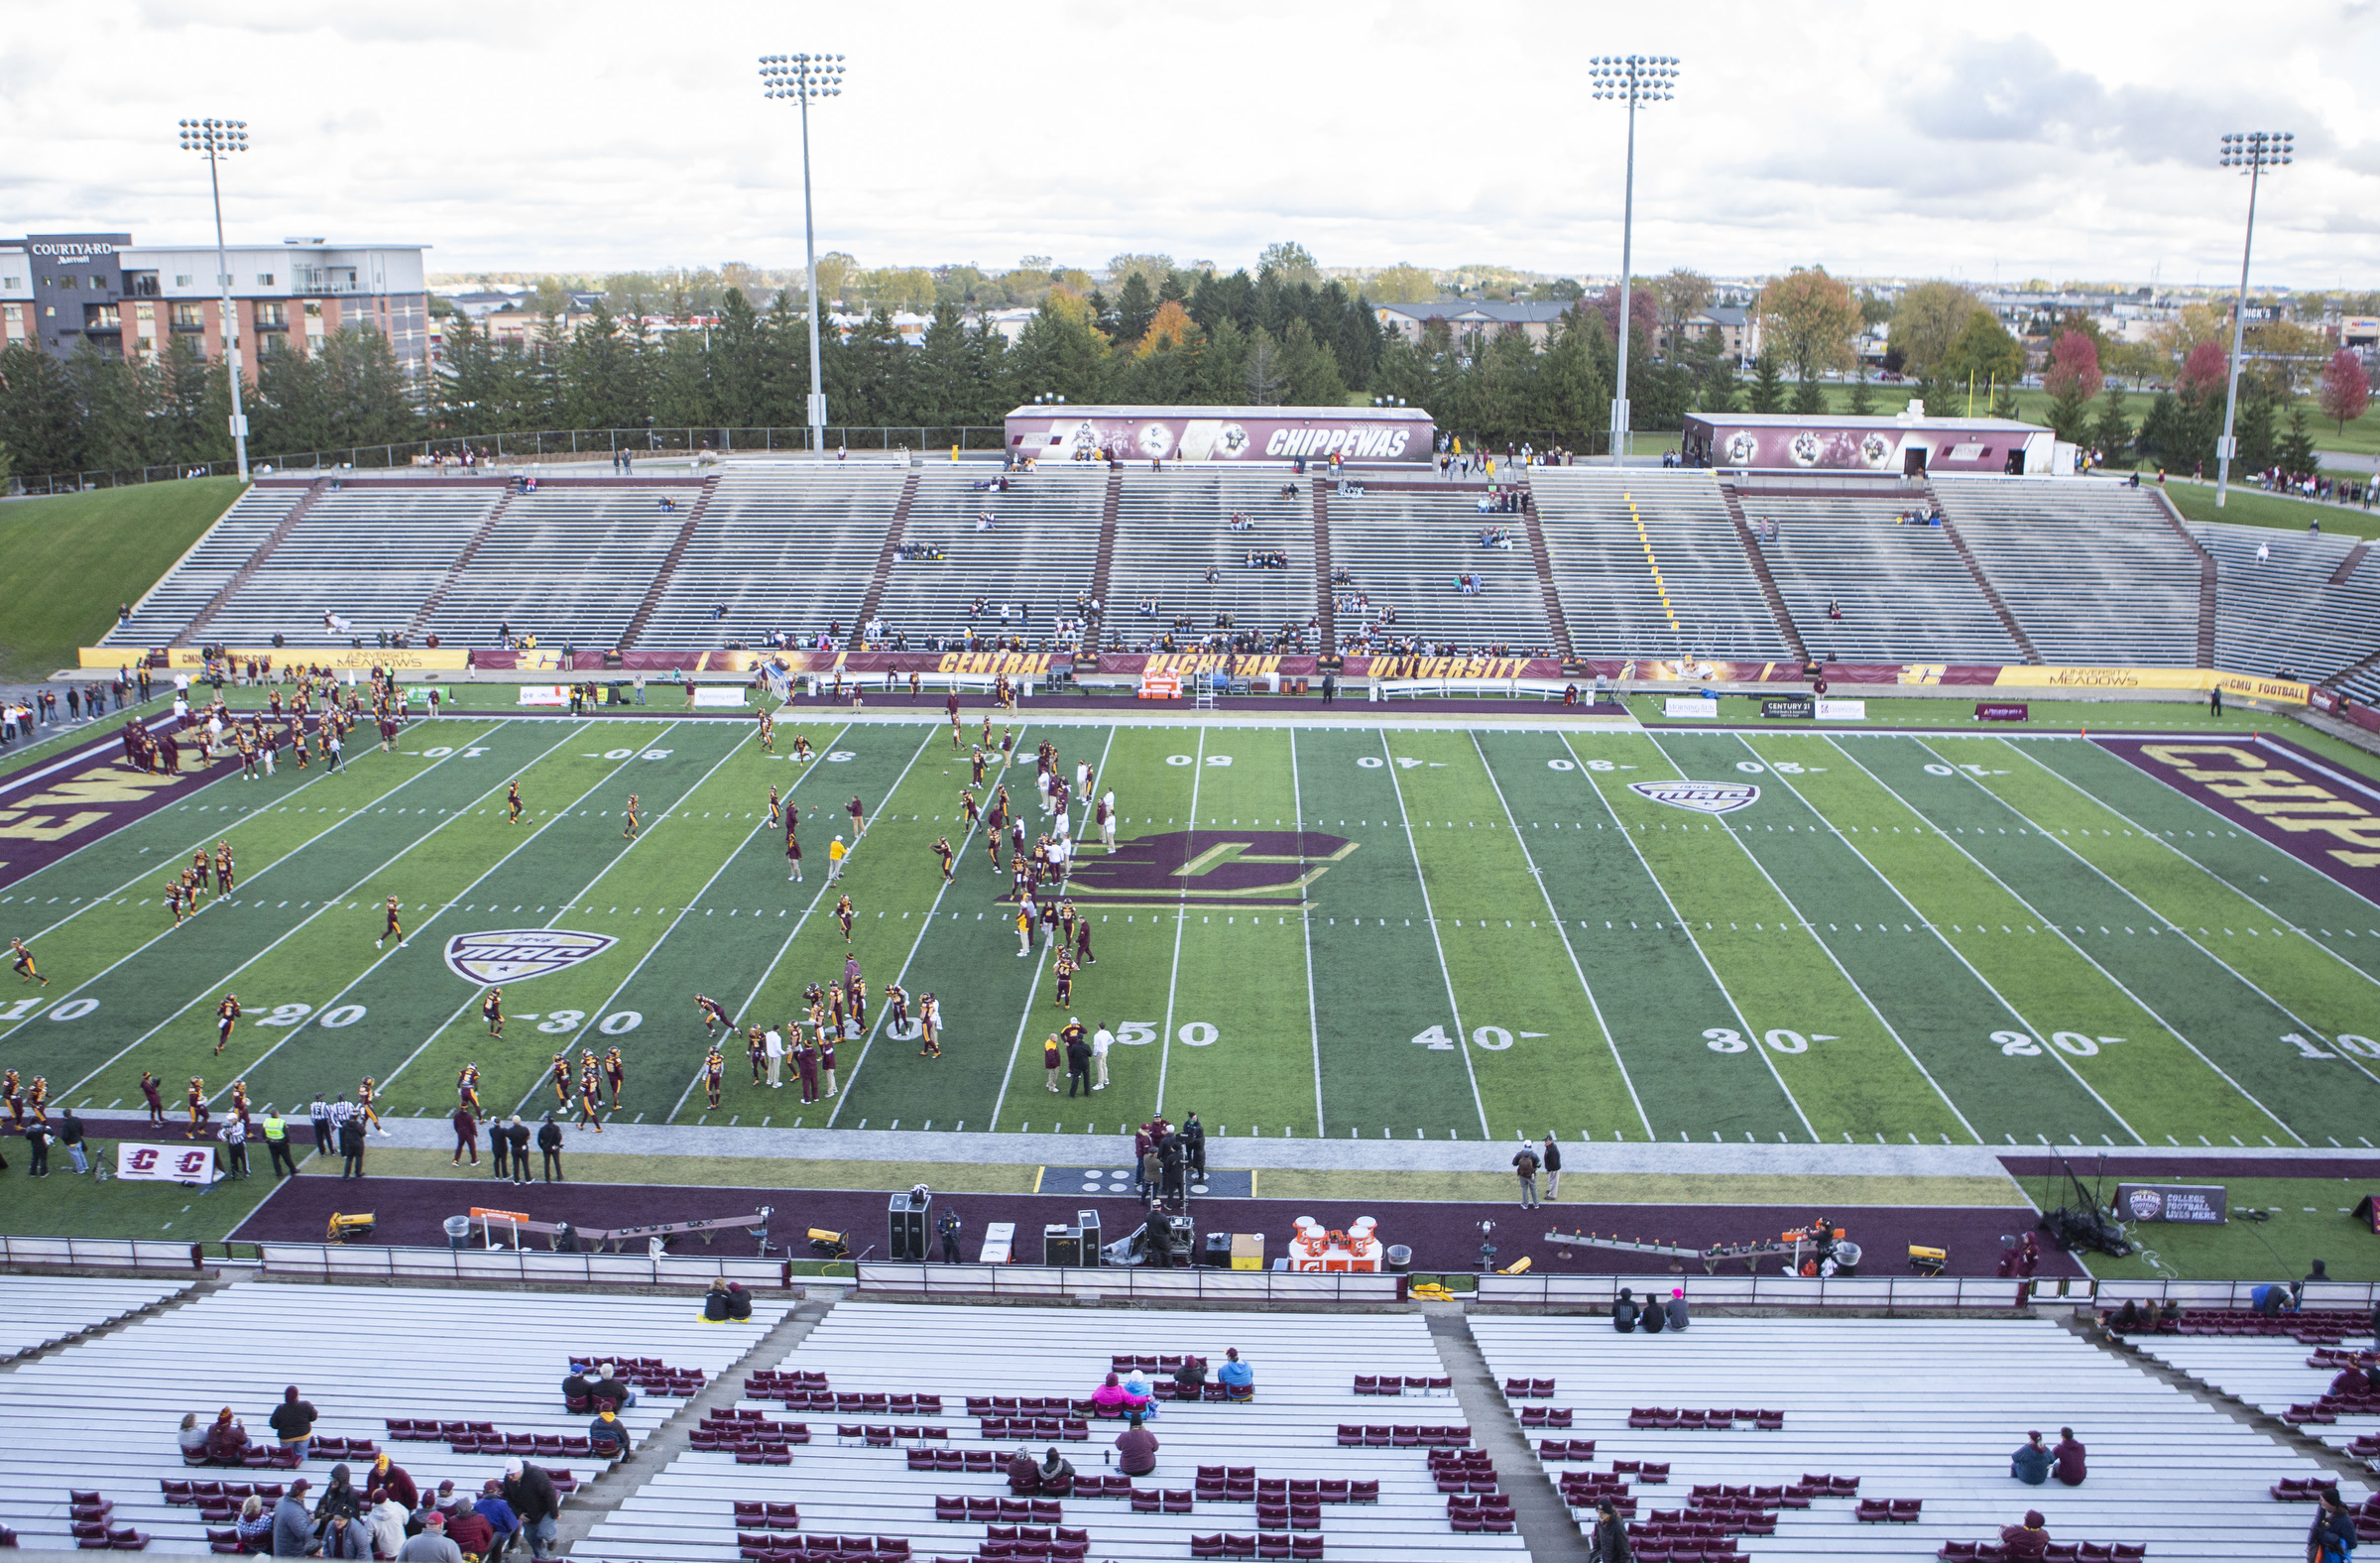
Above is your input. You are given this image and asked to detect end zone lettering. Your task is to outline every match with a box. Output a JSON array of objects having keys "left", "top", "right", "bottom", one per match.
[{"left": 2099, "top": 738, "right": 2380, "bottom": 906}]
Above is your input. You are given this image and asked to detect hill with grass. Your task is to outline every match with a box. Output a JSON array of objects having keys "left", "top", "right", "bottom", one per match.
[{"left": 0, "top": 478, "right": 246, "bottom": 682}]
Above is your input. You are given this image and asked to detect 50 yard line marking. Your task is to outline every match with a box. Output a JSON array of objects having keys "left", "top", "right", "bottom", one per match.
[
  {"left": 1378, "top": 729, "right": 1489, "bottom": 1139},
  {"left": 1471, "top": 732, "right": 1651, "bottom": 1140},
  {"left": 1152, "top": 728, "right": 1207, "bottom": 1116},
  {"left": 1564, "top": 731, "right": 1818, "bottom": 1142},
  {"left": 55, "top": 720, "right": 599, "bottom": 1104},
  {"left": 1752, "top": 734, "right": 2140, "bottom": 1143}
]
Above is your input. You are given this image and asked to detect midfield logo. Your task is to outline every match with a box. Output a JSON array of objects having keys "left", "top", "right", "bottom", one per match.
[
  {"left": 443, "top": 929, "right": 618, "bottom": 984},
  {"left": 1628, "top": 781, "right": 1760, "bottom": 816},
  {"left": 1059, "top": 830, "right": 1357, "bottom": 910}
]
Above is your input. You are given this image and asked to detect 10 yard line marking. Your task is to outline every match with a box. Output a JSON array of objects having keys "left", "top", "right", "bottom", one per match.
[
  {"left": 1762, "top": 734, "right": 2143, "bottom": 1143},
  {"left": 1690, "top": 732, "right": 1981, "bottom": 1143},
  {"left": 1471, "top": 731, "right": 1652, "bottom": 1141},
  {"left": 1567, "top": 732, "right": 1818, "bottom": 1142},
  {"left": 1840, "top": 737, "right": 2302, "bottom": 1143},
  {"left": 0, "top": 721, "right": 517, "bottom": 1054},
  {"left": 1290, "top": 730, "right": 1327, "bottom": 1137},
  {"left": 56, "top": 721, "right": 597, "bottom": 1104},
  {"left": 533, "top": 720, "right": 855, "bottom": 1124},
  {"left": 829, "top": 722, "right": 1031, "bottom": 1125},
  {"left": 1378, "top": 728, "right": 1489, "bottom": 1139},
  {"left": 1152, "top": 727, "right": 1207, "bottom": 1116}
]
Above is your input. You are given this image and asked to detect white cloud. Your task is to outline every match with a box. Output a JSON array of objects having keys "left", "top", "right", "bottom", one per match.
[{"left": 3, "top": 0, "right": 2374, "bottom": 287}]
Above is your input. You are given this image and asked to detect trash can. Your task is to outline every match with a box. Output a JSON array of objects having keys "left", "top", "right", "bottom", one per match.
[
  {"left": 1385, "top": 1245, "right": 1413, "bottom": 1273},
  {"left": 443, "top": 1216, "right": 471, "bottom": 1252}
]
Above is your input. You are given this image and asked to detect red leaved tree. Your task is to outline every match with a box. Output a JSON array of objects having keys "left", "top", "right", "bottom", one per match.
[
  {"left": 2043, "top": 331, "right": 2104, "bottom": 403},
  {"left": 2320, "top": 348, "right": 2371, "bottom": 432},
  {"left": 1594, "top": 285, "right": 1662, "bottom": 352},
  {"left": 2179, "top": 340, "right": 2228, "bottom": 399}
]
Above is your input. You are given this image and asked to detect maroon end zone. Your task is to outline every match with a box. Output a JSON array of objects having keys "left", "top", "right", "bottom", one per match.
[
  {"left": 0, "top": 720, "right": 243, "bottom": 894},
  {"left": 2091, "top": 734, "right": 2380, "bottom": 907}
]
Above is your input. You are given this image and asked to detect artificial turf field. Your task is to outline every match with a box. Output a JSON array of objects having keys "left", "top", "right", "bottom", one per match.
[{"left": 6, "top": 706, "right": 2380, "bottom": 1155}]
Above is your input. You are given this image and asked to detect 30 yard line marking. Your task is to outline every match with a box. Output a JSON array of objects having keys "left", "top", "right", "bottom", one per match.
[
  {"left": 1843, "top": 737, "right": 2303, "bottom": 1143},
  {"left": 1290, "top": 730, "right": 1328, "bottom": 1137},
  {"left": 1781, "top": 735, "right": 2144, "bottom": 1142},
  {"left": 1379, "top": 728, "right": 1489, "bottom": 1139},
  {"left": 831, "top": 722, "right": 1043, "bottom": 1124},
  {"left": 56, "top": 720, "right": 600, "bottom": 1104},
  {"left": 1566, "top": 732, "right": 1818, "bottom": 1142},
  {"left": 1471, "top": 732, "right": 1650, "bottom": 1140},
  {"left": 1153, "top": 727, "right": 1206, "bottom": 1116}
]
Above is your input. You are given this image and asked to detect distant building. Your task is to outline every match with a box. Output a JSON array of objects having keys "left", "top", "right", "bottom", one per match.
[
  {"left": 0, "top": 231, "right": 430, "bottom": 377},
  {"left": 1680, "top": 304, "right": 1758, "bottom": 362},
  {"left": 1374, "top": 301, "right": 1571, "bottom": 349}
]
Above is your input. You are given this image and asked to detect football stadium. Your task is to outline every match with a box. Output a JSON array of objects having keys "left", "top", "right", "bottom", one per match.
[{"left": 5, "top": 28, "right": 2380, "bottom": 1563}]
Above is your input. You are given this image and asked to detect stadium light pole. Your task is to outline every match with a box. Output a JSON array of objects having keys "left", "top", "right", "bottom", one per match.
[
  {"left": 178, "top": 116, "right": 251, "bottom": 481},
  {"left": 759, "top": 53, "right": 846, "bottom": 457},
  {"left": 2213, "top": 130, "right": 2292, "bottom": 510},
  {"left": 1587, "top": 55, "right": 1678, "bottom": 467}
]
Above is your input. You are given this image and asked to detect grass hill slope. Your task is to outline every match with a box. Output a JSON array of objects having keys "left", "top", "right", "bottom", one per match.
[{"left": 0, "top": 478, "right": 247, "bottom": 681}]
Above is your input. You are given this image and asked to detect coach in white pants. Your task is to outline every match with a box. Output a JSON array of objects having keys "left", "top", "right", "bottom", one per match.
[
  {"left": 1100, "top": 790, "right": 1118, "bottom": 853},
  {"left": 765, "top": 1026, "right": 784, "bottom": 1088},
  {"left": 1091, "top": 1023, "right": 1113, "bottom": 1090}
]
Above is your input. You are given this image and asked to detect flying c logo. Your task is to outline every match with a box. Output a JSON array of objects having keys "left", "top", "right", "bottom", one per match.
[{"left": 1059, "top": 830, "right": 1356, "bottom": 910}]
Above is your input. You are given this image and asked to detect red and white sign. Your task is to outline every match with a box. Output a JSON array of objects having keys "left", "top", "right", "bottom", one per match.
[
  {"left": 116, "top": 1142, "right": 220, "bottom": 1183},
  {"left": 516, "top": 686, "right": 569, "bottom": 706}
]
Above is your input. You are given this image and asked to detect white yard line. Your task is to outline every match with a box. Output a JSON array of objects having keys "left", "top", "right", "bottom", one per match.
[
  {"left": 1838, "top": 736, "right": 2305, "bottom": 1144},
  {"left": 1289, "top": 730, "right": 1328, "bottom": 1137},
  {"left": 1468, "top": 732, "right": 1653, "bottom": 1141},
  {"left": 57, "top": 722, "right": 599, "bottom": 1102},
  {"left": 1152, "top": 729, "right": 1207, "bottom": 1116},
  {"left": 1756, "top": 734, "right": 2144, "bottom": 1142},
  {"left": 1376, "top": 729, "right": 1491, "bottom": 1139},
  {"left": 1562, "top": 731, "right": 1819, "bottom": 1142}
]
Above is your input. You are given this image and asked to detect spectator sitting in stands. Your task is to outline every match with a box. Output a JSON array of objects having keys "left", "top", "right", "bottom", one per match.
[
  {"left": 588, "top": 1362, "right": 633, "bottom": 1409},
  {"left": 369, "top": 1488, "right": 408, "bottom": 1560},
  {"left": 1174, "top": 1358, "right": 1208, "bottom": 1394},
  {"left": 1665, "top": 1288, "right": 1690, "bottom": 1331},
  {"left": 474, "top": 1479, "right": 520, "bottom": 1560},
  {"left": 397, "top": 1508, "right": 462, "bottom": 1563},
  {"left": 2328, "top": 1354, "right": 2376, "bottom": 1399},
  {"left": 2254, "top": 1280, "right": 2296, "bottom": 1316},
  {"left": 204, "top": 1405, "right": 250, "bottom": 1464},
  {"left": 1038, "top": 1446, "right": 1076, "bottom": 1491},
  {"left": 178, "top": 1411, "right": 210, "bottom": 1462},
  {"left": 366, "top": 1451, "right": 418, "bottom": 1512},
  {"left": 2010, "top": 1429, "right": 2052, "bottom": 1485},
  {"left": 2112, "top": 1299, "right": 2139, "bottom": 1332},
  {"left": 1219, "top": 1348, "right": 1254, "bottom": 1401},
  {"left": 657, "top": 496, "right": 677, "bottom": 514},
  {"left": 1115, "top": 1412, "right": 1159, "bottom": 1475},
  {"left": 1122, "top": 1369, "right": 1159, "bottom": 1419},
  {"left": 236, "top": 1494, "right": 273, "bottom": 1552},
  {"left": 314, "top": 1463, "right": 363, "bottom": 1529},
  {"left": 2314, "top": 1488, "right": 2358, "bottom": 1563},
  {"left": 1999, "top": 1508, "right": 2050, "bottom": 1562},
  {"left": 319, "top": 1509, "right": 369, "bottom": 1560},
  {"left": 1611, "top": 1288, "right": 1640, "bottom": 1333},
  {"left": 442, "top": 1490, "right": 493, "bottom": 1558},
  {"left": 1008, "top": 1447, "right": 1042, "bottom": 1495},
  {"left": 269, "top": 1384, "right": 317, "bottom": 1462},
  {"left": 1641, "top": 1291, "right": 1666, "bottom": 1333},
  {"left": 2052, "top": 1427, "right": 2085, "bottom": 1486},
  {"left": 562, "top": 1361, "right": 595, "bottom": 1407},
  {"left": 269, "top": 1477, "right": 314, "bottom": 1557},
  {"left": 588, "top": 1405, "right": 629, "bottom": 1459},
  {"left": 1092, "top": 1372, "right": 1130, "bottom": 1418}
]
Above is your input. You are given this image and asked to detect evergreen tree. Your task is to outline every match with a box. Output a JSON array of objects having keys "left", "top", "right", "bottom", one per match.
[
  {"left": 156, "top": 333, "right": 231, "bottom": 465},
  {"left": 1790, "top": 373, "right": 1826, "bottom": 416},
  {"left": 1988, "top": 383, "right": 2021, "bottom": 421},
  {"left": 316, "top": 326, "right": 419, "bottom": 451},
  {"left": 1013, "top": 294, "right": 1111, "bottom": 404},
  {"left": 1538, "top": 314, "right": 1606, "bottom": 447},
  {"left": 1113, "top": 272, "right": 1156, "bottom": 350},
  {"left": 1197, "top": 317, "right": 1253, "bottom": 406},
  {"left": 2234, "top": 384, "right": 2276, "bottom": 475},
  {"left": 69, "top": 347, "right": 163, "bottom": 473},
  {"left": 650, "top": 330, "right": 715, "bottom": 430},
  {"left": 2278, "top": 404, "right": 2319, "bottom": 477},
  {"left": 710, "top": 289, "right": 772, "bottom": 433},
  {"left": 560, "top": 301, "right": 645, "bottom": 431},
  {"left": 2090, "top": 386, "right": 2134, "bottom": 466},
  {"left": 1846, "top": 365, "right": 1874, "bottom": 416},
  {"left": 1279, "top": 320, "right": 1347, "bottom": 407},
  {"left": 1746, "top": 351, "right": 1785, "bottom": 414},
  {"left": 0, "top": 344, "right": 83, "bottom": 475}
]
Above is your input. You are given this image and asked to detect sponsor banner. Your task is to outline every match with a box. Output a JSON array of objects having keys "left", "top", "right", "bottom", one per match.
[
  {"left": 1006, "top": 407, "right": 1434, "bottom": 464},
  {"left": 1346, "top": 656, "right": 1563, "bottom": 681},
  {"left": 1994, "top": 665, "right": 2313, "bottom": 704},
  {"left": 691, "top": 686, "right": 749, "bottom": 708},
  {"left": 2095, "top": 736, "right": 2380, "bottom": 907},
  {"left": 1761, "top": 698, "right": 1816, "bottom": 720},
  {"left": 82, "top": 646, "right": 473, "bottom": 671},
  {"left": 1664, "top": 697, "right": 1719, "bottom": 719},
  {"left": 1628, "top": 780, "right": 1759, "bottom": 816},
  {"left": 443, "top": 929, "right": 620, "bottom": 984},
  {"left": 2114, "top": 1183, "right": 2228, "bottom": 1224},
  {"left": 117, "top": 1142, "right": 221, "bottom": 1183},
  {"left": 0, "top": 719, "right": 242, "bottom": 893},
  {"left": 1976, "top": 703, "right": 2030, "bottom": 722},
  {"left": 1815, "top": 699, "right": 1866, "bottom": 720},
  {"left": 517, "top": 686, "right": 569, "bottom": 707},
  {"left": 2310, "top": 686, "right": 2345, "bottom": 716}
]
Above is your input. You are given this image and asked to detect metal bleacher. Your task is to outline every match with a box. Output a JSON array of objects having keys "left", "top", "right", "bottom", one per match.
[
  {"left": 0, "top": 1277, "right": 791, "bottom": 1554},
  {"left": 1106, "top": 469, "right": 1318, "bottom": 654},
  {"left": 201, "top": 485, "right": 499, "bottom": 648},
  {"left": 639, "top": 465, "right": 907, "bottom": 651},
  {"left": 104, "top": 483, "right": 313, "bottom": 649},
  {"left": 419, "top": 485, "right": 686, "bottom": 650},
  {"left": 1325, "top": 486, "right": 1556, "bottom": 655},
  {"left": 2198, "top": 521, "right": 2380, "bottom": 685},
  {"left": 872, "top": 465, "right": 1105, "bottom": 649},
  {"left": 1470, "top": 1314, "right": 2347, "bottom": 1561},
  {"left": 1530, "top": 468, "right": 1787, "bottom": 661},
  {"left": 1741, "top": 488, "right": 2022, "bottom": 663},
  {"left": 0, "top": 1274, "right": 196, "bottom": 1363},
  {"left": 583, "top": 1299, "right": 1516, "bottom": 1563},
  {"left": 1934, "top": 477, "right": 2202, "bottom": 667}
]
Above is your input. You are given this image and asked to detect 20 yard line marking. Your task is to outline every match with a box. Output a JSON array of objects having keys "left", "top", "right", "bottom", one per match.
[
  {"left": 1379, "top": 728, "right": 1489, "bottom": 1139},
  {"left": 1471, "top": 732, "right": 1650, "bottom": 1141}
]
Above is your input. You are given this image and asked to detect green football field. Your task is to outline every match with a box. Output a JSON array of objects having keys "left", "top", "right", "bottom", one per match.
[{"left": 5, "top": 708, "right": 2380, "bottom": 1152}]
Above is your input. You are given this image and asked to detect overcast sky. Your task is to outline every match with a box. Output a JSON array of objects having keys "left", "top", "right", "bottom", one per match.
[{"left": 7, "top": 0, "right": 2378, "bottom": 290}]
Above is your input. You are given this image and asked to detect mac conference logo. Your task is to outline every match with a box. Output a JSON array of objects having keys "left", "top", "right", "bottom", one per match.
[
  {"left": 443, "top": 929, "right": 618, "bottom": 984},
  {"left": 1058, "top": 830, "right": 1356, "bottom": 909},
  {"left": 1628, "top": 781, "right": 1760, "bottom": 816}
]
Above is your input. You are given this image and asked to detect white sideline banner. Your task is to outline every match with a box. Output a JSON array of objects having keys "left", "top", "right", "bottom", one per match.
[
  {"left": 693, "top": 686, "right": 749, "bottom": 708},
  {"left": 1664, "top": 697, "right": 1719, "bottom": 719},
  {"left": 116, "top": 1142, "right": 221, "bottom": 1183},
  {"left": 516, "top": 686, "right": 568, "bottom": 707},
  {"left": 1815, "top": 699, "right": 1866, "bottom": 720}
]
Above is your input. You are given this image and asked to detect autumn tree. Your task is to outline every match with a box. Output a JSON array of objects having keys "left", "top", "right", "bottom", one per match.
[
  {"left": 1943, "top": 308, "right": 2025, "bottom": 389},
  {"left": 1656, "top": 267, "right": 1715, "bottom": 355},
  {"left": 1257, "top": 241, "right": 1321, "bottom": 288},
  {"left": 1887, "top": 281, "right": 1981, "bottom": 378},
  {"left": 2320, "top": 348, "right": 2371, "bottom": 431},
  {"left": 2179, "top": 340, "right": 2228, "bottom": 399},
  {"left": 1757, "top": 266, "right": 1859, "bottom": 387},
  {"left": 1367, "top": 264, "right": 1439, "bottom": 304},
  {"left": 2043, "top": 329, "right": 2104, "bottom": 442}
]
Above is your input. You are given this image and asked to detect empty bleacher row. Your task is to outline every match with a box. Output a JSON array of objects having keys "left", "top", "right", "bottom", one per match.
[
  {"left": 194, "top": 485, "right": 501, "bottom": 648},
  {"left": 2196, "top": 522, "right": 2380, "bottom": 685},
  {"left": 107, "top": 483, "right": 315, "bottom": 649},
  {"left": 0, "top": 1274, "right": 196, "bottom": 1362},
  {"left": 2115, "top": 1314, "right": 2380, "bottom": 1465},
  {"left": 580, "top": 1300, "right": 1518, "bottom": 1563},
  {"left": 1105, "top": 469, "right": 1318, "bottom": 653},
  {"left": 1732, "top": 484, "right": 2023, "bottom": 663},
  {"left": 872, "top": 467, "right": 1106, "bottom": 650},
  {"left": 1325, "top": 488, "right": 1556, "bottom": 656},
  {"left": 1932, "top": 478, "right": 2203, "bottom": 667},
  {"left": 641, "top": 467, "right": 907, "bottom": 651},
  {"left": 420, "top": 485, "right": 695, "bottom": 649},
  {"left": 1468, "top": 1315, "right": 2352, "bottom": 1562},
  {"left": 1530, "top": 468, "right": 1787, "bottom": 662},
  {"left": 0, "top": 1277, "right": 791, "bottom": 1554}
]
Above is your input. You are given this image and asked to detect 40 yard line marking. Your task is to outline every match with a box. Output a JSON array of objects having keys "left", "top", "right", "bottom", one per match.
[
  {"left": 1378, "top": 728, "right": 1489, "bottom": 1139},
  {"left": 829, "top": 722, "right": 1043, "bottom": 1124},
  {"left": 1470, "top": 732, "right": 1650, "bottom": 1140},
  {"left": 1565, "top": 731, "right": 1818, "bottom": 1142},
  {"left": 56, "top": 720, "right": 600, "bottom": 1105}
]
